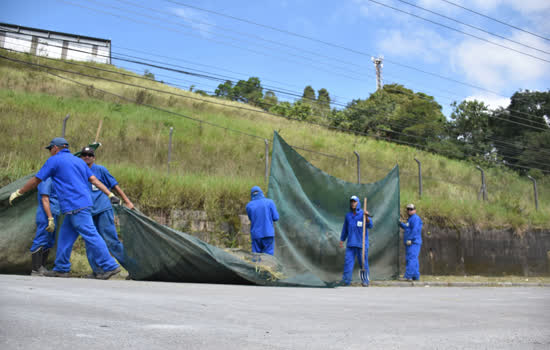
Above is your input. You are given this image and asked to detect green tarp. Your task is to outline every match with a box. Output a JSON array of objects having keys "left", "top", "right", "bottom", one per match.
[
  {"left": 0, "top": 133, "right": 400, "bottom": 286},
  {"left": 269, "top": 132, "right": 400, "bottom": 282}
]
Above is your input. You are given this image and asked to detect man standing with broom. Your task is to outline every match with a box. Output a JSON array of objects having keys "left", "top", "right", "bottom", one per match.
[{"left": 339, "top": 196, "right": 372, "bottom": 287}]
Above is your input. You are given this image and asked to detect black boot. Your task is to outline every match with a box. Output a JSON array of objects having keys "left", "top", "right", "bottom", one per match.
[
  {"left": 42, "top": 248, "right": 50, "bottom": 267},
  {"left": 31, "top": 248, "right": 47, "bottom": 276}
]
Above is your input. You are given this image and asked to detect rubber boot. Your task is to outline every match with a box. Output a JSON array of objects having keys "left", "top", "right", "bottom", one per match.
[
  {"left": 31, "top": 248, "right": 47, "bottom": 276},
  {"left": 42, "top": 248, "right": 50, "bottom": 267}
]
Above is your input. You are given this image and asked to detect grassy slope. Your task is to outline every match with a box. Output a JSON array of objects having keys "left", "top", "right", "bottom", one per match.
[{"left": 1, "top": 49, "right": 549, "bottom": 234}]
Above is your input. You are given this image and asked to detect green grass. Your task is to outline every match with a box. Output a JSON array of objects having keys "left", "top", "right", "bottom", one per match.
[{"left": 1, "top": 49, "right": 549, "bottom": 234}]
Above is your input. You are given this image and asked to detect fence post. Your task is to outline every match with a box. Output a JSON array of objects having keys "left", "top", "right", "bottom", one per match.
[
  {"left": 354, "top": 150, "right": 360, "bottom": 184},
  {"left": 264, "top": 139, "right": 269, "bottom": 185},
  {"left": 414, "top": 157, "right": 422, "bottom": 198},
  {"left": 527, "top": 175, "right": 539, "bottom": 211},
  {"left": 476, "top": 166, "right": 487, "bottom": 201},
  {"left": 61, "top": 114, "right": 70, "bottom": 137},
  {"left": 167, "top": 127, "right": 173, "bottom": 174}
]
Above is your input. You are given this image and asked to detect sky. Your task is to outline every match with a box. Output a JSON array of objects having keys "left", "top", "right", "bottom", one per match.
[{"left": 2, "top": 0, "right": 550, "bottom": 117}]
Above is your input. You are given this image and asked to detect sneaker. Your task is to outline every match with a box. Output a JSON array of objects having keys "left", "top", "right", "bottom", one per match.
[
  {"left": 96, "top": 266, "right": 121, "bottom": 280},
  {"left": 361, "top": 282, "right": 369, "bottom": 287},
  {"left": 83, "top": 273, "right": 97, "bottom": 279},
  {"left": 398, "top": 277, "right": 412, "bottom": 282},
  {"left": 44, "top": 270, "right": 70, "bottom": 278}
]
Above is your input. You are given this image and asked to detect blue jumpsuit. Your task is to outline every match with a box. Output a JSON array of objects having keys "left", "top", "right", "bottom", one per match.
[
  {"left": 245, "top": 186, "right": 279, "bottom": 255},
  {"left": 30, "top": 177, "right": 60, "bottom": 252},
  {"left": 400, "top": 214, "right": 423, "bottom": 280},
  {"left": 85, "top": 164, "right": 126, "bottom": 273},
  {"left": 340, "top": 200, "right": 373, "bottom": 285},
  {"left": 35, "top": 148, "right": 119, "bottom": 273}
]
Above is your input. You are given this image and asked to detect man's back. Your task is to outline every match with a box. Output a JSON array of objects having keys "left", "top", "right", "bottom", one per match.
[
  {"left": 36, "top": 149, "right": 92, "bottom": 214},
  {"left": 246, "top": 186, "right": 279, "bottom": 240}
]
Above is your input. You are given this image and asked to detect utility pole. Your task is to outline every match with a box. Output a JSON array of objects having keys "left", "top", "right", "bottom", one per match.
[{"left": 371, "top": 56, "right": 383, "bottom": 90}]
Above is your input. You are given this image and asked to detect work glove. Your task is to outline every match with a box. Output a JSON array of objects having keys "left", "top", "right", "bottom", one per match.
[
  {"left": 108, "top": 193, "right": 120, "bottom": 205},
  {"left": 9, "top": 189, "right": 23, "bottom": 205},
  {"left": 46, "top": 217, "right": 55, "bottom": 233},
  {"left": 406, "top": 240, "right": 412, "bottom": 246}
]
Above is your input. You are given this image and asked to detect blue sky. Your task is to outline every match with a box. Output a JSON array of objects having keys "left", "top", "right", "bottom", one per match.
[{"left": 2, "top": 0, "right": 550, "bottom": 116}]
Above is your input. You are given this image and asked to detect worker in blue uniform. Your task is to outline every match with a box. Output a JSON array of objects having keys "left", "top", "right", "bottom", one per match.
[
  {"left": 30, "top": 177, "right": 60, "bottom": 276},
  {"left": 9, "top": 137, "right": 121, "bottom": 279},
  {"left": 399, "top": 203, "right": 423, "bottom": 281},
  {"left": 245, "top": 186, "right": 279, "bottom": 255},
  {"left": 339, "top": 196, "right": 372, "bottom": 286},
  {"left": 78, "top": 146, "right": 134, "bottom": 277}
]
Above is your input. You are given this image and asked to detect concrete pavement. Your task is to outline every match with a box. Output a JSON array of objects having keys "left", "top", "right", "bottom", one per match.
[{"left": 1, "top": 274, "right": 549, "bottom": 349}]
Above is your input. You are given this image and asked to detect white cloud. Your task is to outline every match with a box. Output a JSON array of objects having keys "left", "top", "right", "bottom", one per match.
[
  {"left": 450, "top": 32, "right": 550, "bottom": 90},
  {"left": 377, "top": 28, "right": 451, "bottom": 63},
  {"left": 465, "top": 94, "right": 510, "bottom": 109},
  {"left": 171, "top": 7, "right": 214, "bottom": 38}
]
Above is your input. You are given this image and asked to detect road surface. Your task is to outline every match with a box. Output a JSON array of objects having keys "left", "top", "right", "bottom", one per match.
[{"left": 1, "top": 275, "right": 549, "bottom": 349}]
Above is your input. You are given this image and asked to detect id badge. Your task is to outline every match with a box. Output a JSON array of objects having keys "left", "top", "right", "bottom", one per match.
[{"left": 357, "top": 221, "right": 363, "bottom": 227}]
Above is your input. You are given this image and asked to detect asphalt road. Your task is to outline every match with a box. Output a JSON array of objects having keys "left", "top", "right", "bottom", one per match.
[{"left": 1, "top": 275, "right": 549, "bottom": 349}]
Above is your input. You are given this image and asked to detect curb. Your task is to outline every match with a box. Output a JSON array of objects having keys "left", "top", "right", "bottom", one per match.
[{"left": 370, "top": 281, "right": 550, "bottom": 287}]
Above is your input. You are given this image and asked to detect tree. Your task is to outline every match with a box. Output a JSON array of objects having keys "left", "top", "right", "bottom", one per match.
[
  {"left": 233, "top": 77, "right": 263, "bottom": 106},
  {"left": 261, "top": 90, "right": 278, "bottom": 110},
  {"left": 448, "top": 100, "right": 493, "bottom": 159},
  {"left": 143, "top": 69, "right": 155, "bottom": 80},
  {"left": 289, "top": 100, "right": 312, "bottom": 120},
  {"left": 316, "top": 88, "right": 331, "bottom": 118},
  {"left": 334, "top": 84, "right": 447, "bottom": 147},
  {"left": 270, "top": 101, "right": 292, "bottom": 117},
  {"left": 215, "top": 80, "right": 235, "bottom": 100},
  {"left": 491, "top": 90, "right": 550, "bottom": 170},
  {"left": 302, "top": 85, "right": 316, "bottom": 104}
]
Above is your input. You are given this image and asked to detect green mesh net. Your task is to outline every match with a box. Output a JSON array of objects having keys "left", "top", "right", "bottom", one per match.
[{"left": 1, "top": 134, "right": 400, "bottom": 286}]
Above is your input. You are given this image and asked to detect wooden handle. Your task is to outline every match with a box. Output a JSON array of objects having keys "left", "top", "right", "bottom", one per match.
[
  {"left": 94, "top": 119, "right": 103, "bottom": 143},
  {"left": 362, "top": 197, "right": 367, "bottom": 265}
]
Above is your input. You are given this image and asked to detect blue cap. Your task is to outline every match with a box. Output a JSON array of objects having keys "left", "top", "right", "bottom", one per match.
[
  {"left": 350, "top": 195, "right": 359, "bottom": 202},
  {"left": 45, "top": 137, "right": 69, "bottom": 150}
]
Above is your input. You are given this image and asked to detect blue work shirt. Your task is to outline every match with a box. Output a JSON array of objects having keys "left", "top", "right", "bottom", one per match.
[
  {"left": 35, "top": 148, "right": 93, "bottom": 214},
  {"left": 36, "top": 177, "right": 60, "bottom": 217},
  {"left": 340, "top": 200, "right": 373, "bottom": 248},
  {"left": 400, "top": 214, "right": 423, "bottom": 245},
  {"left": 246, "top": 186, "right": 279, "bottom": 239},
  {"left": 89, "top": 164, "right": 118, "bottom": 216}
]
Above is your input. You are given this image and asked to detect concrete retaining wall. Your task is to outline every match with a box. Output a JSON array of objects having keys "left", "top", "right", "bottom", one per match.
[
  {"left": 145, "top": 209, "right": 550, "bottom": 276},
  {"left": 400, "top": 225, "right": 550, "bottom": 276}
]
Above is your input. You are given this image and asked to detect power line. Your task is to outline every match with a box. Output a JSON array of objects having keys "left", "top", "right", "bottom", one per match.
[
  {"left": 70, "top": 0, "right": 545, "bottom": 112},
  {"left": 395, "top": 0, "right": 550, "bottom": 55},
  {"left": 160, "top": 0, "right": 538, "bottom": 99},
  {"left": 3, "top": 31, "right": 548, "bottom": 136},
  {"left": 3, "top": 38, "right": 549, "bottom": 162},
  {"left": 3, "top": 53, "right": 549, "bottom": 174},
  {"left": 113, "top": 0, "right": 367, "bottom": 70},
  {"left": 366, "top": 0, "right": 550, "bottom": 63},
  {"left": 55, "top": 0, "right": 369, "bottom": 84},
  {"left": 439, "top": 0, "right": 550, "bottom": 42}
]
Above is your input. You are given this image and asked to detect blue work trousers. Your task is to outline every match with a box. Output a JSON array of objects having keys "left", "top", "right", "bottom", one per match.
[
  {"left": 53, "top": 208, "right": 119, "bottom": 273},
  {"left": 404, "top": 243, "right": 421, "bottom": 280},
  {"left": 342, "top": 246, "right": 369, "bottom": 285},
  {"left": 30, "top": 213, "right": 58, "bottom": 252},
  {"left": 251, "top": 237, "right": 274, "bottom": 255},
  {"left": 86, "top": 209, "right": 125, "bottom": 273}
]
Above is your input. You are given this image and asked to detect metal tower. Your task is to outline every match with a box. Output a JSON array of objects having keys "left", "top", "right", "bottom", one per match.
[{"left": 371, "top": 56, "right": 383, "bottom": 90}]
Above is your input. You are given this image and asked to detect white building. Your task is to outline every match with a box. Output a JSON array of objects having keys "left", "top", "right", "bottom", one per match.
[{"left": 0, "top": 22, "right": 111, "bottom": 64}]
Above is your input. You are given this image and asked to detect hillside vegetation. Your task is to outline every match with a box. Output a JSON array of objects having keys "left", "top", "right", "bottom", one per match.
[{"left": 1, "top": 49, "right": 548, "bottom": 235}]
